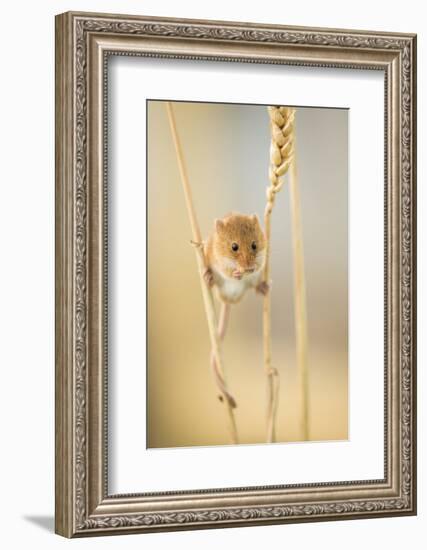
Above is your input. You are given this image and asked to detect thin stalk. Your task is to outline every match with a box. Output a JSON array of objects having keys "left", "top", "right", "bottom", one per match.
[
  {"left": 263, "top": 201, "right": 280, "bottom": 443},
  {"left": 289, "top": 145, "right": 309, "bottom": 440},
  {"left": 166, "top": 102, "right": 238, "bottom": 444},
  {"left": 263, "top": 106, "right": 296, "bottom": 443}
]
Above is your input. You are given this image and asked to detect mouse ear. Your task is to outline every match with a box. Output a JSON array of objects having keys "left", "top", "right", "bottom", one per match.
[
  {"left": 215, "top": 219, "right": 225, "bottom": 232},
  {"left": 251, "top": 214, "right": 261, "bottom": 226}
]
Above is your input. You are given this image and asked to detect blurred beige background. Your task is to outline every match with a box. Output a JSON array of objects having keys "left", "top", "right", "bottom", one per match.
[{"left": 147, "top": 100, "right": 348, "bottom": 448}]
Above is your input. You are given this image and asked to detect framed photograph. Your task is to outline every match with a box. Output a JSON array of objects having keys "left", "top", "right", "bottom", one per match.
[{"left": 55, "top": 11, "right": 417, "bottom": 537}]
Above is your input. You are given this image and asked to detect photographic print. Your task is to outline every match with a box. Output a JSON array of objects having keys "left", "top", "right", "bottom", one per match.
[
  {"left": 147, "top": 100, "right": 348, "bottom": 448},
  {"left": 56, "top": 12, "right": 416, "bottom": 536}
]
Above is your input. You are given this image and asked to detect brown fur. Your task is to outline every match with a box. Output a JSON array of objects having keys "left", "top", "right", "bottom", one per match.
[{"left": 205, "top": 212, "right": 266, "bottom": 279}]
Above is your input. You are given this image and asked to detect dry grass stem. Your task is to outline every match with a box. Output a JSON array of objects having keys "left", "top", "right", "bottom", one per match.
[
  {"left": 166, "top": 102, "right": 238, "bottom": 444},
  {"left": 289, "top": 143, "right": 309, "bottom": 440}
]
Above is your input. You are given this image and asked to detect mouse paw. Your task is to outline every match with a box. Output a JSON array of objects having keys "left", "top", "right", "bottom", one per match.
[
  {"left": 203, "top": 267, "right": 215, "bottom": 287},
  {"left": 256, "top": 280, "right": 270, "bottom": 296}
]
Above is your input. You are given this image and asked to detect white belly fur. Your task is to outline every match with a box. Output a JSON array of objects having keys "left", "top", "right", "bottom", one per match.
[{"left": 213, "top": 268, "right": 261, "bottom": 304}]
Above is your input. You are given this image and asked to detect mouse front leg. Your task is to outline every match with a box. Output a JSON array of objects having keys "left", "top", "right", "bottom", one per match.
[
  {"left": 203, "top": 266, "right": 215, "bottom": 287},
  {"left": 256, "top": 280, "right": 270, "bottom": 296}
]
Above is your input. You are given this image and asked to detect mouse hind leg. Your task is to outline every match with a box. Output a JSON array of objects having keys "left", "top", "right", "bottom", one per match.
[{"left": 210, "top": 302, "right": 237, "bottom": 409}]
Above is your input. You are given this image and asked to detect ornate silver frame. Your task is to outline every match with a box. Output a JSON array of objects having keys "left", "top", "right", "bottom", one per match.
[{"left": 55, "top": 11, "right": 417, "bottom": 537}]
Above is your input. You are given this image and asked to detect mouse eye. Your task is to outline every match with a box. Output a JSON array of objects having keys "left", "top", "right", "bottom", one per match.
[
  {"left": 251, "top": 241, "right": 257, "bottom": 251},
  {"left": 231, "top": 242, "right": 239, "bottom": 252}
]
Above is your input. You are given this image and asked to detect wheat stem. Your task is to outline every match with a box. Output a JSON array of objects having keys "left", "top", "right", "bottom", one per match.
[
  {"left": 264, "top": 106, "right": 296, "bottom": 443},
  {"left": 166, "top": 102, "right": 238, "bottom": 444}
]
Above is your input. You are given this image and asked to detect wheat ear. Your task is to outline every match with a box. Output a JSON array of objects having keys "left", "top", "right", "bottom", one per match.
[
  {"left": 263, "top": 106, "right": 296, "bottom": 442},
  {"left": 166, "top": 102, "right": 238, "bottom": 444}
]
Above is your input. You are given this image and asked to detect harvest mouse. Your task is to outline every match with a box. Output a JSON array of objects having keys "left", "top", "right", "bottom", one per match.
[{"left": 203, "top": 212, "right": 269, "bottom": 304}]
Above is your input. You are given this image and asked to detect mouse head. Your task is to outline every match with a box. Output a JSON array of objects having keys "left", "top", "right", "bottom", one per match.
[{"left": 213, "top": 213, "right": 266, "bottom": 280}]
